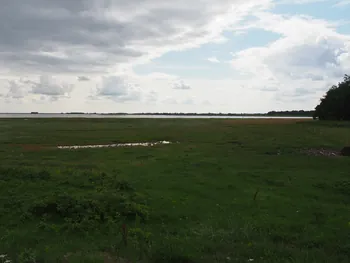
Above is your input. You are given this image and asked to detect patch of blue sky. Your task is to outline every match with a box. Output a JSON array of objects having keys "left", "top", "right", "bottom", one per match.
[
  {"left": 272, "top": 1, "right": 350, "bottom": 34},
  {"left": 134, "top": 29, "right": 281, "bottom": 79}
]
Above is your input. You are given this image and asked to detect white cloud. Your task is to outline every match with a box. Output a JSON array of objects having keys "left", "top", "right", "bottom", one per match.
[
  {"left": 162, "top": 97, "right": 179, "bottom": 105},
  {"left": 144, "top": 90, "right": 158, "bottom": 103},
  {"left": 31, "top": 76, "right": 74, "bottom": 98},
  {"left": 172, "top": 80, "right": 191, "bottom": 90},
  {"left": 182, "top": 98, "right": 195, "bottom": 105},
  {"left": 78, "top": 76, "right": 90, "bottom": 81},
  {"left": 93, "top": 76, "right": 141, "bottom": 102},
  {"left": 207, "top": 57, "right": 220, "bottom": 63},
  {"left": 230, "top": 13, "right": 350, "bottom": 102},
  {"left": 334, "top": 0, "right": 350, "bottom": 6},
  {"left": 278, "top": 0, "right": 328, "bottom": 4},
  {"left": 1, "top": 79, "right": 28, "bottom": 99},
  {"left": 0, "top": 76, "right": 74, "bottom": 102}
]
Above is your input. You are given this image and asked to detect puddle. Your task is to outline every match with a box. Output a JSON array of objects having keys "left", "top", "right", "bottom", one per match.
[{"left": 57, "top": 141, "right": 172, "bottom": 149}]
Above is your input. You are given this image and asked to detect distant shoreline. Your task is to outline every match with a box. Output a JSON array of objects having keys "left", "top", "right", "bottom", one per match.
[
  {"left": 0, "top": 113, "right": 313, "bottom": 119},
  {"left": 0, "top": 110, "right": 315, "bottom": 118}
]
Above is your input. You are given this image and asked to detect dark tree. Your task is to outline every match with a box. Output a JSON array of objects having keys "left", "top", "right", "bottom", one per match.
[{"left": 313, "top": 75, "right": 350, "bottom": 120}]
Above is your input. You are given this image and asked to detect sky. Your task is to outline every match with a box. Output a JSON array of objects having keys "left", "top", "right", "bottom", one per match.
[{"left": 0, "top": 0, "right": 349, "bottom": 113}]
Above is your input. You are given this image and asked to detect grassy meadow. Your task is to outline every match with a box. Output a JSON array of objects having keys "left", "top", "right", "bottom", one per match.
[{"left": 0, "top": 118, "right": 349, "bottom": 263}]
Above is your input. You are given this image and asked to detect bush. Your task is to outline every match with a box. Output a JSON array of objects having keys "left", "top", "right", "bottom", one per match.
[
  {"left": 29, "top": 192, "right": 149, "bottom": 226},
  {"left": 0, "top": 168, "right": 150, "bottom": 231}
]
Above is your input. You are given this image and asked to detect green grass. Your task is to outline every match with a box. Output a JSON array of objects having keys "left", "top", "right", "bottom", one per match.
[{"left": 0, "top": 118, "right": 349, "bottom": 263}]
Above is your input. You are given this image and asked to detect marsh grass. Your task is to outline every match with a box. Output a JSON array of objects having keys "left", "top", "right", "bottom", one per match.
[{"left": 0, "top": 119, "right": 349, "bottom": 262}]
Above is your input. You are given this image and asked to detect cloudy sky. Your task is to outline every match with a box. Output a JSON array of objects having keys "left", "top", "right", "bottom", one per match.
[{"left": 0, "top": 0, "right": 349, "bottom": 113}]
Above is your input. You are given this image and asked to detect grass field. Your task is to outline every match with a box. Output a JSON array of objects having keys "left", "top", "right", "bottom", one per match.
[{"left": 0, "top": 118, "right": 349, "bottom": 263}]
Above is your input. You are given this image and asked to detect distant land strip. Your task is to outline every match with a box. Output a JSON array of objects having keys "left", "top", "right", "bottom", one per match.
[{"left": 57, "top": 110, "right": 314, "bottom": 117}]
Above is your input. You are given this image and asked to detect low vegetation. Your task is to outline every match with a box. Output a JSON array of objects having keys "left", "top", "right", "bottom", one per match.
[{"left": 0, "top": 118, "right": 349, "bottom": 262}]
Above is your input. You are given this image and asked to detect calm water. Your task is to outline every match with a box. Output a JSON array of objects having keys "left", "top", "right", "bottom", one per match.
[{"left": 0, "top": 113, "right": 312, "bottom": 119}]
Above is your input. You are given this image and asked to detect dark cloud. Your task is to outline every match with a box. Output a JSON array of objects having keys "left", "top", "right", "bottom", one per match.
[{"left": 0, "top": 0, "right": 243, "bottom": 74}]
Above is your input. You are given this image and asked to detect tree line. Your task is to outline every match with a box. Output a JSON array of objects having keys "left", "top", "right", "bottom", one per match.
[
  {"left": 62, "top": 112, "right": 314, "bottom": 116},
  {"left": 267, "top": 110, "right": 314, "bottom": 117}
]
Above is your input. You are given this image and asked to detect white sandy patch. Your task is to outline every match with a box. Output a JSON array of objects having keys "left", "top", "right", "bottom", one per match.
[{"left": 57, "top": 141, "right": 172, "bottom": 149}]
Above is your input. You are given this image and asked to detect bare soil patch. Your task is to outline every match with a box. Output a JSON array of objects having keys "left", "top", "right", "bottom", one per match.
[{"left": 9, "top": 144, "right": 47, "bottom": 151}]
